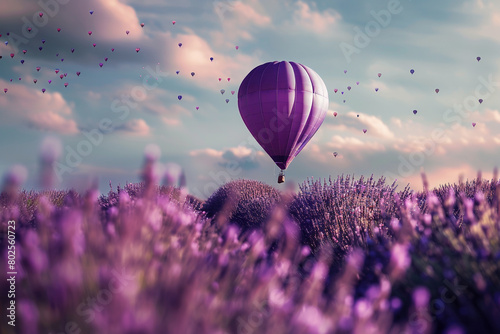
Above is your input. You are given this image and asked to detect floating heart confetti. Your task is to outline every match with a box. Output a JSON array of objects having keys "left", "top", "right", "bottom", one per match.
[
  {"left": 3, "top": 89, "right": 7, "bottom": 93},
  {"left": 140, "top": 23, "right": 145, "bottom": 28},
  {"left": 126, "top": 30, "right": 129, "bottom": 35},
  {"left": 42, "top": 88, "right": 46, "bottom": 93},
  {"left": 90, "top": 10, "right": 94, "bottom": 15},
  {"left": 39, "top": 12, "right": 43, "bottom": 17},
  {"left": 36, "top": 67, "right": 41, "bottom": 71},
  {"left": 334, "top": 89, "right": 338, "bottom": 93},
  {"left": 178, "top": 43, "right": 182, "bottom": 47},
  {"left": 231, "top": 91, "right": 235, "bottom": 95},
  {"left": 191, "top": 72, "right": 195, "bottom": 76},
  {"left": 172, "top": 21, "right": 176, "bottom": 25},
  {"left": 378, "top": 73, "right": 382, "bottom": 78},
  {"left": 57, "top": 28, "right": 61, "bottom": 32},
  {"left": 333, "top": 112, "right": 337, "bottom": 117},
  {"left": 435, "top": 88, "right": 439, "bottom": 93},
  {"left": 479, "top": 99, "right": 483, "bottom": 104},
  {"left": 135, "top": 48, "right": 140, "bottom": 52},
  {"left": 93, "top": 43, "right": 96, "bottom": 47},
  {"left": 76, "top": 71, "right": 81, "bottom": 76},
  {"left": 210, "top": 57, "right": 213, "bottom": 61},
  {"left": 22, "top": 50, "right": 27, "bottom": 54},
  {"left": 472, "top": 122, "right": 476, "bottom": 127},
  {"left": 71, "top": 48, "right": 75, "bottom": 53},
  {"left": 196, "top": 106, "right": 199, "bottom": 110},
  {"left": 178, "top": 95, "right": 182, "bottom": 100},
  {"left": 55, "top": 69, "right": 59, "bottom": 74},
  {"left": 33, "top": 79, "right": 37, "bottom": 84},
  {"left": 225, "top": 99, "right": 229, "bottom": 103},
  {"left": 363, "top": 129, "right": 367, "bottom": 133},
  {"left": 375, "top": 88, "right": 379, "bottom": 92},
  {"left": 99, "top": 63, "right": 103, "bottom": 67},
  {"left": 413, "top": 110, "right": 417, "bottom": 115}
]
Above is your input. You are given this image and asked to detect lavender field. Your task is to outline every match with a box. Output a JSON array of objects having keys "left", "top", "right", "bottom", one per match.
[{"left": 1, "top": 155, "right": 500, "bottom": 334}]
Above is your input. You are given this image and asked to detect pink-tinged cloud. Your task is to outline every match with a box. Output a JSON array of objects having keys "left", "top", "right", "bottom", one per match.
[
  {"left": 0, "top": 81, "right": 78, "bottom": 134},
  {"left": 326, "top": 135, "right": 386, "bottom": 153},
  {"left": 189, "top": 148, "right": 224, "bottom": 158},
  {"left": 116, "top": 119, "right": 150, "bottom": 136},
  {"left": 346, "top": 112, "right": 395, "bottom": 139},
  {"left": 405, "top": 165, "right": 496, "bottom": 190},
  {"left": 292, "top": 1, "right": 341, "bottom": 34}
]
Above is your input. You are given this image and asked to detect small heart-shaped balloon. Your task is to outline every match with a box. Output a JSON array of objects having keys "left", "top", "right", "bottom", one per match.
[
  {"left": 88, "top": 31, "right": 92, "bottom": 35},
  {"left": 135, "top": 48, "right": 140, "bottom": 52},
  {"left": 363, "top": 129, "right": 367, "bottom": 133},
  {"left": 104, "top": 57, "right": 108, "bottom": 62},
  {"left": 334, "top": 89, "right": 338, "bottom": 93},
  {"left": 71, "top": 48, "right": 75, "bottom": 53},
  {"left": 99, "top": 63, "right": 103, "bottom": 67},
  {"left": 36, "top": 67, "right": 41, "bottom": 71},
  {"left": 27, "top": 27, "right": 32, "bottom": 32},
  {"left": 333, "top": 112, "right": 337, "bottom": 117},
  {"left": 210, "top": 57, "right": 213, "bottom": 61},
  {"left": 375, "top": 88, "right": 379, "bottom": 92},
  {"left": 22, "top": 50, "right": 27, "bottom": 54},
  {"left": 472, "top": 122, "right": 476, "bottom": 127},
  {"left": 220, "top": 89, "right": 225, "bottom": 95},
  {"left": 347, "top": 86, "right": 351, "bottom": 91},
  {"left": 225, "top": 99, "right": 229, "bottom": 103},
  {"left": 10, "top": 53, "right": 14, "bottom": 58},
  {"left": 33, "top": 79, "right": 37, "bottom": 84},
  {"left": 59, "top": 74, "right": 64, "bottom": 79},
  {"left": 140, "top": 23, "right": 145, "bottom": 28},
  {"left": 42, "top": 88, "right": 46, "bottom": 93},
  {"left": 39, "top": 47, "right": 43, "bottom": 51},
  {"left": 196, "top": 106, "right": 199, "bottom": 110},
  {"left": 176, "top": 71, "right": 180, "bottom": 75},
  {"left": 435, "top": 89, "right": 439, "bottom": 93},
  {"left": 48, "top": 80, "right": 52, "bottom": 84},
  {"left": 479, "top": 99, "right": 483, "bottom": 104},
  {"left": 90, "top": 10, "right": 94, "bottom": 15},
  {"left": 111, "top": 48, "right": 115, "bottom": 52},
  {"left": 235, "top": 46, "right": 239, "bottom": 50},
  {"left": 64, "top": 83, "right": 68, "bottom": 87},
  {"left": 93, "top": 43, "right": 96, "bottom": 47},
  {"left": 476, "top": 56, "right": 481, "bottom": 62},
  {"left": 378, "top": 73, "right": 381, "bottom": 77},
  {"left": 227, "top": 78, "right": 230, "bottom": 81},
  {"left": 39, "top": 12, "right": 43, "bottom": 17},
  {"left": 20, "top": 60, "right": 24, "bottom": 64},
  {"left": 218, "top": 78, "right": 221, "bottom": 81},
  {"left": 172, "top": 21, "right": 176, "bottom": 25},
  {"left": 55, "top": 69, "right": 59, "bottom": 74},
  {"left": 191, "top": 72, "right": 195, "bottom": 76},
  {"left": 57, "top": 28, "right": 61, "bottom": 32},
  {"left": 231, "top": 91, "right": 235, "bottom": 95},
  {"left": 344, "top": 70, "right": 347, "bottom": 74},
  {"left": 3, "top": 89, "right": 7, "bottom": 93},
  {"left": 178, "top": 95, "right": 182, "bottom": 100},
  {"left": 76, "top": 71, "right": 81, "bottom": 76},
  {"left": 333, "top": 152, "right": 338, "bottom": 157},
  {"left": 126, "top": 30, "right": 129, "bottom": 35},
  {"left": 413, "top": 110, "right": 417, "bottom": 115},
  {"left": 178, "top": 43, "right": 182, "bottom": 47},
  {"left": 64, "top": 73, "right": 67, "bottom": 77},
  {"left": 410, "top": 69, "right": 414, "bottom": 74},
  {"left": 356, "top": 81, "right": 359, "bottom": 85}
]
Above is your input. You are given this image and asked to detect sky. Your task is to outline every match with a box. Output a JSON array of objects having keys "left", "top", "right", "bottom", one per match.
[{"left": 1, "top": 0, "right": 500, "bottom": 199}]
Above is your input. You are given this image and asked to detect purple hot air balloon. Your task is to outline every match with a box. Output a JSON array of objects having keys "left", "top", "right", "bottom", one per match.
[{"left": 238, "top": 61, "right": 329, "bottom": 183}]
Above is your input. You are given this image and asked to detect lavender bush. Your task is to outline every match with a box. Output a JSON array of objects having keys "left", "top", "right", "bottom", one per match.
[{"left": 1, "top": 159, "right": 499, "bottom": 333}]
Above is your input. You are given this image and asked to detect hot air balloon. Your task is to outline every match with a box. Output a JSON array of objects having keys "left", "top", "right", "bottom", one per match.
[{"left": 238, "top": 61, "right": 329, "bottom": 183}]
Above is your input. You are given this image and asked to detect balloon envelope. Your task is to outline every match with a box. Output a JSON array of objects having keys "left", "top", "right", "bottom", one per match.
[{"left": 238, "top": 61, "right": 329, "bottom": 170}]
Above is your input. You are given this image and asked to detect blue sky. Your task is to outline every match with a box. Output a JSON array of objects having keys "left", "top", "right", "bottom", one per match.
[{"left": 1, "top": 0, "right": 500, "bottom": 199}]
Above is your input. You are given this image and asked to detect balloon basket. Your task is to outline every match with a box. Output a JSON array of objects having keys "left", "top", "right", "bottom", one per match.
[{"left": 278, "top": 170, "right": 285, "bottom": 184}]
